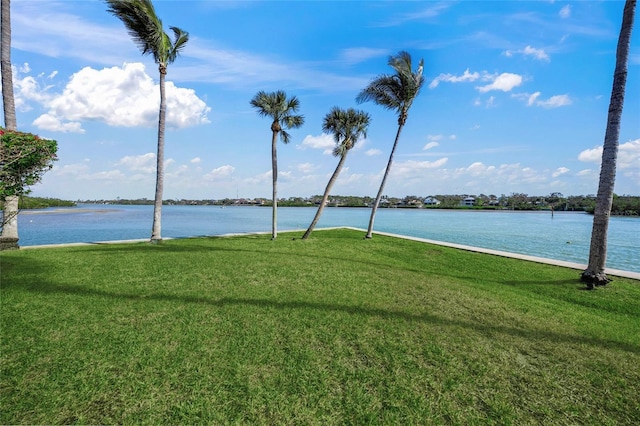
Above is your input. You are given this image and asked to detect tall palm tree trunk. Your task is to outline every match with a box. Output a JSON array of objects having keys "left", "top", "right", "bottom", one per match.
[
  {"left": 271, "top": 127, "right": 278, "bottom": 240},
  {"left": 1, "top": 0, "right": 15, "bottom": 130},
  {"left": 302, "top": 153, "right": 348, "bottom": 240},
  {"left": 1, "top": 0, "right": 19, "bottom": 247},
  {"left": 581, "top": 0, "right": 635, "bottom": 287},
  {"left": 365, "top": 124, "right": 404, "bottom": 239},
  {"left": 150, "top": 68, "right": 166, "bottom": 243}
]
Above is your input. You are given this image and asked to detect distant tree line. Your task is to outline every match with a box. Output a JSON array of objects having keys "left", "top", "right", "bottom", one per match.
[
  {"left": 0, "top": 196, "right": 74, "bottom": 210},
  {"left": 72, "top": 193, "right": 639, "bottom": 215}
]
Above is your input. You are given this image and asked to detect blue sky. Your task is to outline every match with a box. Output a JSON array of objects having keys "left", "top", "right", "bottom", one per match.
[{"left": 4, "top": 0, "right": 639, "bottom": 200}]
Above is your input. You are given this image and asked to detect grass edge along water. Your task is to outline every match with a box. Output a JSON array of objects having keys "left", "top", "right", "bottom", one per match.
[{"left": 14, "top": 204, "right": 640, "bottom": 274}]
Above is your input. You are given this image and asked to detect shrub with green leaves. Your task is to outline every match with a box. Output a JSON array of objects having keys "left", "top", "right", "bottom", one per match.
[{"left": 0, "top": 128, "right": 57, "bottom": 199}]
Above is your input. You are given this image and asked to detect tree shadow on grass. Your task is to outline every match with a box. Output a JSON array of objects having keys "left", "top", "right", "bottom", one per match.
[{"left": 3, "top": 252, "right": 637, "bottom": 355}]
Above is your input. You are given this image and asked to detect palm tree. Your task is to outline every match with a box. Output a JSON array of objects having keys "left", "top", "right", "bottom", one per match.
[
  {"left": 1, "top": 0, "right": 19, "bottom": 247},
  {"left": 581, "top": 0, "right": 636, "bottom": 288},
  {"left": 356, "top": 51, "right": 424, "bottom": 239},
  {"left": 1, "top": 0, "right": 15, "bottom": 131},
  {"left": 250, "top": 90, "right": 304, "bottom": 240},
  {"left": 302, "top": 107, "right": 371, "bottom": 240},
  {"left": 106, "top": 0, "right": 189, "bottom": 243}
]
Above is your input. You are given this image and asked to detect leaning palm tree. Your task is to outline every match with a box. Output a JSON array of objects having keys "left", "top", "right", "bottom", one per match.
[
  {"left": 302, "top": 107, "right": 371, "bottom": 240},
  {"left": 356, "top": 51, "right": 424, "bottom": 239},
  {"left": 1, "top": 0, "right": 19, "bottom": 248},
  {"left": 581, "top": 0, "right": 636, "bottom": 288},
  {"left": 106, "top": 0, "right": 189, "bottom": 243},
  {"left": 250, "top": 90, "right": 304, "bottom": 239}
]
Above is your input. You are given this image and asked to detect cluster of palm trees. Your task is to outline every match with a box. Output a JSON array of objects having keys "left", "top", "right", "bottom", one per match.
[
  {"left": 251, "top": 52, "right": 424, "bottom": 241},
  {"left": 104, "top": 0, "right": 427, "bottom": 244},
  {"left": 105, "top": 0, "right": 425, "bottom": 244},
  {"left": 103, "top": 0, "right": 638, "bottom": 287},
  {"left": 2, "top": 0, "right": 635, "bottom": 288}
]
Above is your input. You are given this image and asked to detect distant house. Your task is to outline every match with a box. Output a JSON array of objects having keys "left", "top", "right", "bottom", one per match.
[
  {"left": 461, "top": 196, "right": 475, "bottom": 207},
  {"left": 423, "top": 197, "right": 441, "bottom": 206}
]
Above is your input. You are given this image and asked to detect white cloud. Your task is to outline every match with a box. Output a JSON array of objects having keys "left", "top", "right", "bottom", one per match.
[
  {"left": 32, "top": 113, "right": 84, "bottom": 133},
  {"left": 245, "top": 170, "right": 272, "bottom": 185},
  {"left": 116, "top": 153, "right": 156, "bottom": 173},
  {"left": 423, "top": 142, "right": 439, "bottom": 150},
  {"left": 49, "top": 159, "right": 130, "bottom": 184},
  {"left": 390, "top": 158, "right": 449, "bottom": 179},
  {"left": 465, "top": 162, "right": 496, "bottom": 177},
  {"left": 86, "top": 170, "right": 128, "bottom": 181},
  {"left": 297, "top": 162, "right": 318, "bottom": 174},
  {"left": 523, "top": 46, "right": 550, "bottom": 61},
  {"left": 332, "top": 168, "right": 364, "bottom": 187},
  {"left": 51, "top": 161, "right": 91, "bottom": 177},
  {"left": 13, "top": 68, "right": 54, "bottom": 110},
  {"left": 559, "top": 5, "right": 571, "bottom": 19},
  {"left": 299, "top": 133, "right": 335, "bottom": 155},
  {"left": 190, "top": 157, "right": 201, "bottom": 164},
  {"left": 30, "top": 63, "right": 210, "bottom": 132},
  {"left": 619, "top": 139, "right": 640, "bottom": 170},
  {"left": 476, "top": 73, "right": 523, "bottom": 93},
  {"left": 204, "top": 165, "right": 235, "bottom": 180},
  {"left": 429, "top": 68, "right": 479, "bottom": 89},
  {"left": 552, "top": 167, "right": 570, "bottom": 178},
  {"left": 527, "top": 92, "right": 541, "bottom": 106},
  {"left": 165, "top": 164, "right": 189, "bottom": 180},
  {"left": 444, "top": 162, "right": 547, "bottom": 187},
  {"left": 504, "top": 46, "right": 550, "bottom": 61},
  {"left": 365, "top": 149, "right": 382, "bottom": 156},
  {"left": 514, "top": 92, "right": 571, "bottom": 108},
  {"left": 536, "top": 94, "right": 572, "bottom": 108},
  {"left": 578, "top": 146, "right": 602, "bottom": 163},
  {"left": 578, "top": 139, "right": 640, "bottom": 170}
]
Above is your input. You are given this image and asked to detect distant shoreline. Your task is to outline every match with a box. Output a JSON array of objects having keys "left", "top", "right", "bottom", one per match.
[{"left": 20, "top": 208, "right": 117, "bottom": 215}]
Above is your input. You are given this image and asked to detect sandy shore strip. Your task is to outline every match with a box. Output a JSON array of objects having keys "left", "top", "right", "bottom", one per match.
[{"left": 17, "top": 226, "right": 640, "bottom": 281}]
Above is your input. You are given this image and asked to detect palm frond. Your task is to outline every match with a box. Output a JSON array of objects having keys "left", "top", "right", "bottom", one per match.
[
  {"left": 283, "top": 114, "right": 305, "bottom": 130},
  {"left": 322, "top": 107, "right": 370, "bottom": 158},
  {"left": 286, "top": 96, "right": 301, "bottom": 113},
  {"left": 168, "top": 26, "right": 190, "bottom": 63},
  {"left": 280, "top": 130, "right": 291, "bottom": 144},
  {"left": 250, "top": 90, "right": 305, "bottom": 135},
  {"left": 356, "top": 51, "right": 424, "bottom": 120},
  {"left": 106, "top": 0, "right": 188, "bottom": 66}
]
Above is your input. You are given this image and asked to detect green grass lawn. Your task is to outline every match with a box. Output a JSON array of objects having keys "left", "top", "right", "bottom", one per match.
[{"left": 1, "top": 228, "right": 639, "bottom": 424}]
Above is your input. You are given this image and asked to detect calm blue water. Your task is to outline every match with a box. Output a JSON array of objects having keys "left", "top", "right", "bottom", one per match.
[{"left": 14, "top": 204, "right": 640, "bottom": 273}]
